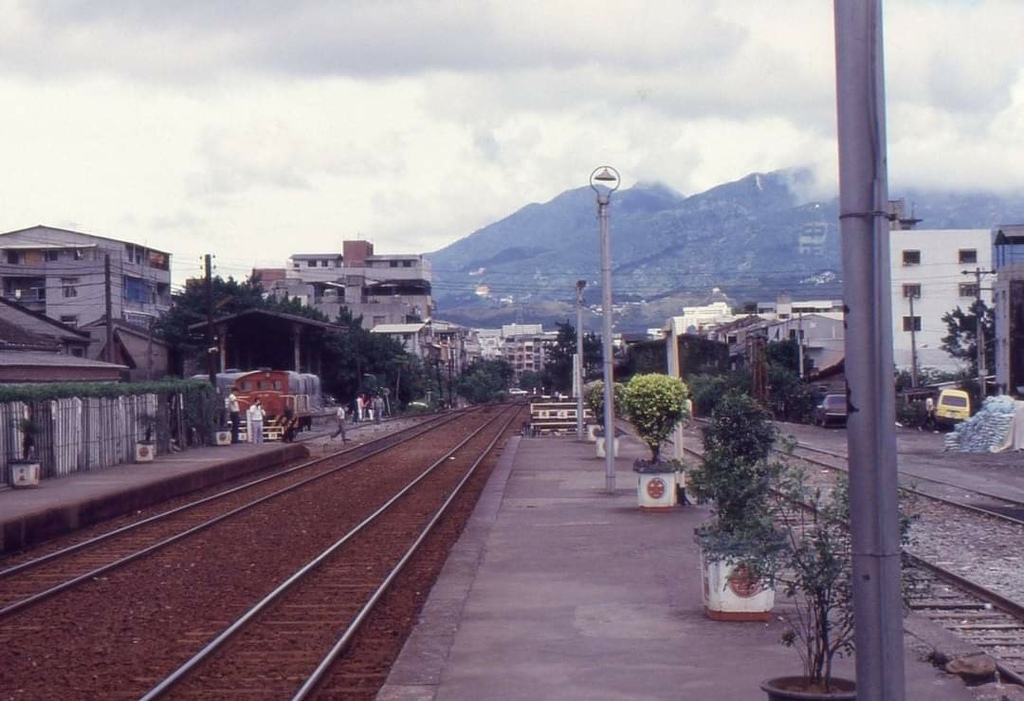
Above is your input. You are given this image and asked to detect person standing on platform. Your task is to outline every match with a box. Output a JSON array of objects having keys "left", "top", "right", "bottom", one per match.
[
  {"left": 332, "top": 403, "right": 349, "bottom": 441},
  {"left": 227, "top": 392, "right": 241, "bottom": 444},
  {"left": 247, "top": 399, "right": 265, "bottom": 444},
  {"left": 373, "top": 394, "right": 384, "bottom": 423}
]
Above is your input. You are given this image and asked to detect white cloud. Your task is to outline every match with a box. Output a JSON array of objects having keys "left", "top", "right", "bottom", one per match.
[{"left": 0, "top": 0, "right": 1020, "bottom": 288}]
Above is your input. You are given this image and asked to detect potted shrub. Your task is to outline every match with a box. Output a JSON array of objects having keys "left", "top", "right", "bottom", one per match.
[
  {"left": 583, "top": 380, "right": 624, "bottom": 456},
  {"left": 621, "top": 373, "right": 690, "bottom": 511},
  {"left": 135, "top": 411, "right": 158, "bottom": 463},
  {"left": 10, "top": 416, "right": 42, "bottom": 488},
  {"left": 690, "top": 391, "right": 786, "bottom": 621},
  {"left": 760, "top": 465, "right": 918, "bottom": 700},
  {"left": 760, "top": 472, "right": 857, "bottom": 700}
]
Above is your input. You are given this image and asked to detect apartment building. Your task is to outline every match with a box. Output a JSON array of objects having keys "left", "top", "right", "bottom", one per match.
[
  {"left": 889, "top": 227, "right": 993, "bottom": 375},
  {"left": 261, "top": 240, "right": 432, "bottom": 330},
  {"left": 0, "top": 225, "right": 172, "bottom": 329}
]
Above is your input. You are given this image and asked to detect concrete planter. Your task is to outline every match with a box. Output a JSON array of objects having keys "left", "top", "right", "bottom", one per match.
[
  {"left": 135, "top": 442, "right": 156, "bottom": 463},
  {"left": 214, "top": 430, "right": 232, "bottom": 446},
  {"left": 701, "top": 554, "right": 775, "bottom": 622},
  {"left": 635, "top": 470, "right": 677, "bottom": 511},
  {"left": 10, "top": 461, "right": 40, "bottom": 488}
]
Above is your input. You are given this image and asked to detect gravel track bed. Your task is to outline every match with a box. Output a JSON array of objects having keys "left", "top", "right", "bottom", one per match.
[{"left": 0, "top": 406, "right": 524, "bottom": 701}]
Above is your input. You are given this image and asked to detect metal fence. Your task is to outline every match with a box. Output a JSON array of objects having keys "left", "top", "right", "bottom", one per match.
[{"left": 0, "top": 392, "right": 215, "bottom": 486}]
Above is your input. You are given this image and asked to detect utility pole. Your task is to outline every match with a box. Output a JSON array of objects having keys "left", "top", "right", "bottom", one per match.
[
  {"left": 908, "top": 293, "right": 919, "bottom": 388},
  {"left": 104, "top": 254, "right": 113, "bottom": 363},
  {"left": 963, "top": 267, "right": 993, "bottom": 400},
  {"left": 205, "top": 254, "right": 215, "bottom": 386},
  {"left": 835, "top": 2, "right": 905, "bottom": 698},
  {"left": 575, "top": 280, "right": 587, "bottom": 440},
  {"left": 797, "top": 312, "right": 805, "bottom": 379}
]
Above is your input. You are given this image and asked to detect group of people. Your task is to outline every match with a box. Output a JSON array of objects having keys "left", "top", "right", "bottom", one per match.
[
  {"left": 226, "top": 392, "right": 266, "bottom": 444},
  {"left": 331, "top": 393, "right": 387, "bottom": 441}
]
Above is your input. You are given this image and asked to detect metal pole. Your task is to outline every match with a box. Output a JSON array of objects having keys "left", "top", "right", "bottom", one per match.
[
  {"left": 599, "top": 195, "right": 615, "bottom": 493},
  {"left": 591, "top": 166, "right": 619, "bottom": 495},
  {"left": 834, "top": 3, "right": 905, "bottom": 700},
  {"left": 666, "top": 320, "right": 684, "bottom": 461},
  {"left": 909, "top": 293, "right": 919, "bottom": 388},
  {"left": 576, "top": 280, "right": 587, "bottom": 441}
]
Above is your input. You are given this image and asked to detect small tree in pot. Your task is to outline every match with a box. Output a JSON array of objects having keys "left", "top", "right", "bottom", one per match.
[
  {"left": 583, "top": 380, "right": 625, "bottom": 454},
  {"left": 17, "top": 417, "right": 41, "bottom": 462},
  {"left": 690, "top": 390, "right": 787, "bottom": 620},
  {"left": 621, "top": 372, "right": 689, "bottom": 469},
  {"left": 762, "top": 471, "right": 916, "bottom": 700}
]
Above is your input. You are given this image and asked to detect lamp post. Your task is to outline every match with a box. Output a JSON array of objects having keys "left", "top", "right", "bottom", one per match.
[
  {"left": 590, "top": 166, "right": 620, "bottom": 494},
  {"left": 575, "top": 279, "right": 587, "bottom": 440}
]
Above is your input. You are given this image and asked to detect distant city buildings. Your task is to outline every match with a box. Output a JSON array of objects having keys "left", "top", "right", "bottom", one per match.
[{"left": 257, "top": 239, "right": 432, "bottom": 331}]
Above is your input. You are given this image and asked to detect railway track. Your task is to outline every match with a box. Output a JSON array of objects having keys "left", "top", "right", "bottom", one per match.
[
  {"left": 679, "top": 419, "right": 1024, "bottom": 686},
  {"left": 0, "top": 410, "right": 468, "bottom": 618},
  {"left": 0, "top": 404, "right": 523, "bottom": 701}
]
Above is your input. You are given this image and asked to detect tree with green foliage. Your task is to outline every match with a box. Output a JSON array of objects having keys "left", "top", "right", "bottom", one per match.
[
  {"left": 941, "top": 299, "right": 995, "bottom": 379},
  {"left": 621, "top": 373, "right": 689, "bottom": 464},
  {"left": 541, "top": 321, "right": 602, "bottom": 394},
  {"left": 454, "top": 360, "right": 515, "bottom": 404},
  {"left": 156, "top": 273, "right": 426, "bottom": 408},
  {"left": 518, "top": 370, "right": 543, "bottom": 392}
]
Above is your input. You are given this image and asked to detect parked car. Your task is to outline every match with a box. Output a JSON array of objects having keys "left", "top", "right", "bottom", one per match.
[
  {"left": 936, "top": 388, "right": 970, "bottom": 428},
  {"left": 813, "top": 393, "right": 848, "bottom": 427},
  {"left": 508, "top": 388, "right": 528, "bottom": 396}
]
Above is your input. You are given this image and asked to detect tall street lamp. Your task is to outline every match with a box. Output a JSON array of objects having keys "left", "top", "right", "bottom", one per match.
[
  {"left": 590, "top": 166, "right": 620, "bottom": 494},
  {"left": 575, "top": 279, "right": 587, "bottom": 441}
]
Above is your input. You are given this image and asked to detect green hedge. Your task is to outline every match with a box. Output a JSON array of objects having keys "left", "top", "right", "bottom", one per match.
[{"left": 0, "top": 378, "right": 214, "bottom": 404}]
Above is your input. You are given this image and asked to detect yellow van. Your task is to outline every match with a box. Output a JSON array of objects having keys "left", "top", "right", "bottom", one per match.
[{"left": 935, "top": 389, "right": 970, "bottom": 427}]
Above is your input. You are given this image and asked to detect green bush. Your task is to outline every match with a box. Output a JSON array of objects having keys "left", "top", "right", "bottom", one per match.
[{"left": 621, "top": 373, "right": 689, "bottom": 463}]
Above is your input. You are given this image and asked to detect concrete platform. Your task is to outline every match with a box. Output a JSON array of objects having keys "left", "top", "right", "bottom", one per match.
[
  {"left": 0, "top": 441, "right": 308, "bottom": 553},
  {"left": 377, "top": 431, "right": 978, "bottom": 701},
  {"left": 0, "top": 419, "right": 992, "bottom": 700}
]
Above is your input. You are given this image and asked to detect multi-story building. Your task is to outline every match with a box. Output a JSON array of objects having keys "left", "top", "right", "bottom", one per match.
[
  {"left": 0, "top": 225, "right": 172, "bottom": 329},
  {"left": 889, "top": 227, "right": 993, "bottom": 375},
  {"left": 993, "top": 225, "right": 1024, "bottom": 396},
  {"left": 261, "top": 240, "right": 432, "bottom": 330}
]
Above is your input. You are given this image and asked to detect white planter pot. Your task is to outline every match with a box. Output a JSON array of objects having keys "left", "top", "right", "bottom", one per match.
[
  {"left": 214, "top": 430, "right": 232, "bottom": 446},
  {"left": 636, "top": 471, "right": 677, "bottom": 511},
  {"left": 135, "top": 442, "right": 156, "bottom": 463},
  {"left": 586, "top": 424, "right": 601, "bottom": 443},
  {"left": 595, "top": 436, "right": 619, "bottom": 458},
  {"left": 701, "top": 554, "right": 775, "bottom": 621},
  {"left": 10, "top": 461, "right": 40, "bottom": 488}
]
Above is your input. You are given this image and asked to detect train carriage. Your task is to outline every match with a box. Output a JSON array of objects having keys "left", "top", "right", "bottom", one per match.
[{"left": 204, "top": 369, "right": 323, "bottom": 441}]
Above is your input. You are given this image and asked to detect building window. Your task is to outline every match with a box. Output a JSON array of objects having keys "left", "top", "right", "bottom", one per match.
[
  {"left": 373, "top": 315, "right": 386, "bottom": 326},
  {"left": 403, "top": 260, "right": 413, "bottom": 268},
  {"left": 44, "top": 250, "right": 59, "bottom": 262},
  {"left": 902, "top": 284, "right": 921, "bottom": 298},
  {"left": 958, "top": 249, "right": 978, "bottom": 264},
  {"left": 902, "top": 250, "right": 921, "bottom": 265},
  {"left": 60, "top": 315, "right": 79, "bottom": 327},
  {"left": 390, "top": 261, "right": 399, "bottom": 268},
  {"left": 902, "top": 316, "right": 921, "bottom": 332},
  {"left": 70, "top": 347, "right": 84, "bottom": 357},
  {"left": 6, "top": 251, "right": 19, "bottom": 264},
  {"left": 61, "top": 277, "right": 79, "bottom": 298},
  {"left": 320, "top": 260, "right": 328, "bottom": 267},
  {"left": 959, "top": 283, "right": 978, "bottom": 298},
  {"left": 307, "top": 260, "right": 316, "bottom": 267}
]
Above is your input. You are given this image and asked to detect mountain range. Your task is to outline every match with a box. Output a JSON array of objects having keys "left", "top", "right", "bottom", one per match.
[{"left": 425, "top": 169, "right": 1024, "bottom": 333}]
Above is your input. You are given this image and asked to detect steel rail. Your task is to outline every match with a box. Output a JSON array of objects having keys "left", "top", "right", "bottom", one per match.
[
  {"left": 137, "top": 405, "right": 518, "bottom": 701},
  {"left": 0, "top": 410, "right": 476, "bottom": 618}
]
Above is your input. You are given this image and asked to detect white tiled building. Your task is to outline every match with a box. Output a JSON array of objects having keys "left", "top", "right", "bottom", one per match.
[{"left": 889, "top": 228, "right": 993, "bottom": 375}]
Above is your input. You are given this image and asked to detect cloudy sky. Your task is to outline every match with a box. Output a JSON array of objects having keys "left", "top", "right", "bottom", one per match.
[{"left": 1, "top": 1, "right": 1022, "bottom": 288}]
